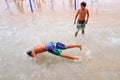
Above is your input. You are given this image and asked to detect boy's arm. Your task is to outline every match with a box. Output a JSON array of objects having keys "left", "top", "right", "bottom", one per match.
[
  {"left": 32, "top": 50, "right": 39, "bottom": 62},
  {"left": 85, "top": 9, "right": 89, "bottom": 24},
  {"left": 74, "top": 10, "right": 79, "bottom": 24}
]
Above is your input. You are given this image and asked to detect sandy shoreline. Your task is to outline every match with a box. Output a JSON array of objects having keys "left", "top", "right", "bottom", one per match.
[
  {"left": 0, "top": 0, "right": 120, "bottom": 80},
  {"left": 0, "top": 0, "right": 120, "bottom": 28}
]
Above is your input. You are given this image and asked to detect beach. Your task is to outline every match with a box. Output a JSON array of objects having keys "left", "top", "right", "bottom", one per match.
[{"left": 0, "top": 0, "right": 120, "bottom": 80}]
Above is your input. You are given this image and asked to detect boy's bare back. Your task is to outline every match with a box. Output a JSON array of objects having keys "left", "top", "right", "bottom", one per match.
[{"left": 32, "top": 44, "right": 46, "bottom": 55}]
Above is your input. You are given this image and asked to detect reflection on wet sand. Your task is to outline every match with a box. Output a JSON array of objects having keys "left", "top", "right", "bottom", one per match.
[
  {"left": 5, "top": 0, "right": 76, "bottom": 14},
  {"left": 5, "top": 0, "right": 13, "bottom": 15},
  {"left": 69, "top": 0, "right": 73, "bottom": 8},
  {"left": 0, "top": 0, "right": 120, "bottom": 80},
  {"left": 33, "top": 0, "right": 41, "bottom": 12},
  {"left": 13, "top": 0, "right": 24, "bottom": 13},
  {"left": 90, "top": 0, "right": 99, "bottom": 14}
]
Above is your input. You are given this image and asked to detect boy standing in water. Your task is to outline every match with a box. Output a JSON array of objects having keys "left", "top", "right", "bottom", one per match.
[
  {"left": 26, "top": 42, "right": 82, "bottom": 62},
  {"left": 74, "top": 2, "right": 89, "bottom": 37}
]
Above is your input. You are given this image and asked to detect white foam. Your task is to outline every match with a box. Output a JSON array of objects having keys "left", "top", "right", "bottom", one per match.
[
  {"left": 74, "top": 59, "right": 82, "bottom": 62},
  {"left": 92, "top": 0, "right": 99, "bottom": 2},
  {"left": 0, "top": 27, "right": 8, "bottom": 30},
  {"left": 13, "top": 27, "right": 17, "bottom": 31},
  {"left": 0, "top": 57, "right": 1, "bottom": 62},
  {"left": 81, "top": 46, "right": 92, "bottom": 60},
  {"left": 17, "top": 74, "right": 27, "bottom": 80},
  {"left": 7, "top": 32, "right": 11, "bottom": 36},
  {"left": 108, "top": 37, "right": 120, "bottom": 44}
]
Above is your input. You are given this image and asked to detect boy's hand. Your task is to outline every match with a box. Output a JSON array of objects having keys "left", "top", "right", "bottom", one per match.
[
  {"left": 85, "top": 20, "right": 88, "bottom": 24},
  {"left": 74, "top": 20, "right": 76, "bottom": 25},
  {"left": 34, "top": 57, "right": 39, "bottom": 63}
]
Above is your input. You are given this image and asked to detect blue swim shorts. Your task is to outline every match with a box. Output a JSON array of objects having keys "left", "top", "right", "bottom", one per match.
[{"left": 46, "top": 42, "right": 66, "bottom": 56}]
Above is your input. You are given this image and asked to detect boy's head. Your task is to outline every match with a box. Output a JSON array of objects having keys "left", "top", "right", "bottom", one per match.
[
  {"left": 26, "top": 50, "right": 33, "bottom": 57},
  {"left": 80, "top": 2, "right": 87, "bottom": 8}
]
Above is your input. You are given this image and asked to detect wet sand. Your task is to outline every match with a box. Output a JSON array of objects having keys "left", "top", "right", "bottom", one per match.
[{"left": 0, "top": 0, "right": 120, "bottom": 80}]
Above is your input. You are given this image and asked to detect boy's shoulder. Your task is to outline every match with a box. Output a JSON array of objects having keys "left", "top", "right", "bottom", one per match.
[
  {"left": 77, "top": 9, "right": 81, "bottom": 12},
  {"left": 85, "top": 8, "right": 89, "bottom": 11},
  {"left": 78, "top": 9, "right": 81, "bottom": 11}
]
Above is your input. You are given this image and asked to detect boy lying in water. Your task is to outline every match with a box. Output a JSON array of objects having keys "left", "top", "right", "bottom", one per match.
[{"left": 27, "top": 42, "right": 82, "bottom": 62}]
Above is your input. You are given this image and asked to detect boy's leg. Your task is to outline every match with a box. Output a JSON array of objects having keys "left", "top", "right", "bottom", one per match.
[
  {"left": 61, "top": 53, "right": 82, "bottom": 60},
  {"left": 81, "top": 23, "right": 85, "bottom": 35},
  {"left": 74, "top": 32, "right": 78, "bottom": 37},
  {"left": 82, "top": 30, "right": 84, "bottom": 35},
  {"left": 65, "top": 44, "right": 82, "bottom": 50},
  {"left": 75, "top": 24, "right": 80, "bottom": 37}
]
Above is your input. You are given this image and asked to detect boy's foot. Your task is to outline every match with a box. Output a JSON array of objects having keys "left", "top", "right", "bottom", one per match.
[
  {"left": 82, "top": 34, "right": 84, "bottom": 37},
  {"left": 78, "top": 45, "right": 82, "bottom": 51},
  {"left": 74, "top": 58, "right": 82, "bottom": 62}
]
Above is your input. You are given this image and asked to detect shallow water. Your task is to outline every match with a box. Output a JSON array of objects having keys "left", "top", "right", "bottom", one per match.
[{"left": 0, "top": 0, "right": 120, "bottom": 80}]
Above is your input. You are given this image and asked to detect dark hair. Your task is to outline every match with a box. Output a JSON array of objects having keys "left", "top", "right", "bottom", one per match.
[
  {"left": 81, "top": 2, "right": 86, "bottom": 7},
  {"left": 26, "top": 50, "right": 33, "bottom": 57}
]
